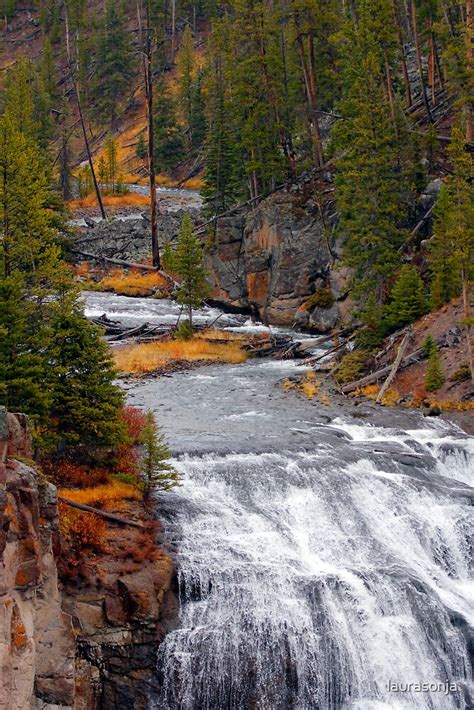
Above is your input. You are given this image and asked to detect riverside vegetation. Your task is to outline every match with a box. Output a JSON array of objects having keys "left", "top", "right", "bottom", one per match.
[{"left": 0, "top": 1, "right": 473, "bottom": 706}]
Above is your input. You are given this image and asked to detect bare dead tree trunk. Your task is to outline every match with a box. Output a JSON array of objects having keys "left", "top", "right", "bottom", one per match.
[
  {"left": 412, "top": 0, "right": 433, "bottom": 122},
  {"left": 145, "top": 0, "right": 160, "bottom": 268},
  {"left": 74, "top": 79, "right": 106, "bottom": 220}
]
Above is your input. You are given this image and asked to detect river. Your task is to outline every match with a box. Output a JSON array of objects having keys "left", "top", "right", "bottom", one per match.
[{"left": 85, "top": 292, "right": 473, "bottom": 710}]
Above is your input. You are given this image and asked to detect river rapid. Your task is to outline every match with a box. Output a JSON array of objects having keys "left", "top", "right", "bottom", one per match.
[{"left": 85, "top": 292, "right": 474, "bottom": 710}]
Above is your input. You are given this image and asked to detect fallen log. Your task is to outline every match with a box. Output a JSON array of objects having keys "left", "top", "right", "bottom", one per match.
[
  {"left": 58, "top": 496, "right": 145, "bottom": 528},
  {"left": 304, "top": 333, "right": 356, "bottom": 364},
  {"left": 341, "top": 348, "right": 424, "bottom": 394},
  {"left": 72, "top": 249, "right": 179, "bottom": 287},
  {"left": 376, "top": 330, "right": 412, "bottom": 403},
  {"left": 72, "top": 249, "right": 157, "bottom": 271}
]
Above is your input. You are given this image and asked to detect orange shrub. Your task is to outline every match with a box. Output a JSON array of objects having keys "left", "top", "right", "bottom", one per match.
[
  {"left": 121, "top": 405, "right": 147, "bottom": 444},
  {"left": 59, "top": 503, "right": 107, "bottom": 553},
  {"left": 41, "top": 459, "right": 110, "bottom": 487}
]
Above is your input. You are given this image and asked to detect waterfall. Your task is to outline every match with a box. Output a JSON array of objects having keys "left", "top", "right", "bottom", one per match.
[{"left": 153, "top": 436, "right": 473, "bottom": 709}]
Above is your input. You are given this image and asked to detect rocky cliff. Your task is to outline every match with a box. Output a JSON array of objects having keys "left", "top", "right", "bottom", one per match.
[
  {"left": 0, "top": 409, "right": 176, "bottom": 710},
  {"left": 0, "top": 407, "right": 75, "bottom": 710},
  {"left": 206, "top": 184, "right": 351, "bottom": 332}
]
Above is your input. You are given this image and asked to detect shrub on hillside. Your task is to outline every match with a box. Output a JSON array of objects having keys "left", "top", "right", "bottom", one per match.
[
  {"left": 304, "top": 287, "right": 335, "bottom": 311},
  {"left": 59, "top": 503, "right": 107, "bottom": 554},
  {"left": 425, "top": 348, "right": 445, "bottom": 391},
  {"left": 334, "top": 350, "right": 370, "bottom": 385}
]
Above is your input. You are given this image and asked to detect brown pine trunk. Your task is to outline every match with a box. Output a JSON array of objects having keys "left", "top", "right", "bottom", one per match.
[
  {"left": 295, "top": 25, "right": 324, "bottom": 169},
  {"left": 412, "top": 0, "right": 433, "bottom": 122}
]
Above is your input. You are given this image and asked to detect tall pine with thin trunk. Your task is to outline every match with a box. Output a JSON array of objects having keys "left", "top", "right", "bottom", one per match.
[{"left": 174, "top": 213, "right": 209, "bottom": 329}]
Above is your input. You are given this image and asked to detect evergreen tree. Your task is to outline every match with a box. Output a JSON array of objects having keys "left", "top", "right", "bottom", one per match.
[
  {"left": 177, "top": 25, "right": 195, "bottom": 137},
  {"left": 162, "top": 239, "right": 176, "bottom": 271},
  {"left": 386, "top": 264, "right": 426, "bottom": 329},
  {"left": 429, "top": 126, "right": 474, "bottom": 379},
  {"left": 153, "top": 82, "right": 185, "bottom": 172},
  {"left": 45, "top": 282, "right": 125, "bottom": 458},
  {"left": 174, "top": 213, "right": 209, "bottom": 329},
  {"left": 189, "top": 73, "right": 206, "bottom": 150},
  {"left": 355, "top": 292, "right": 385, "bottom": 349},
  {"left": 91, "top": 0, "right": 135, "bottom": 127},
  {"left": 333, "top": 12, "right": 416, "bottom": 301},
  {"left": 140, "top": 410, "right": 180, "bottom": 496},
  {"left": 4, "top": 56, "right": 38, "bottom": 140},
  {"left": 425, "top": 346, "right": 445, "bottom": 391},
  {"left": 429, "top": 188, "right": 461, "bottom": 308},
  {"left": 422, "top": 333, "right": 437, "bottom": 358},
  {"left": 136, "top": 132, "right": 147, "bottom": 161}
]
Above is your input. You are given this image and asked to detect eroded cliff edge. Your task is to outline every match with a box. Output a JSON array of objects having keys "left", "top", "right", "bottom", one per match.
[
  {"left": 0, "top": 409, "right": 75, "bottom": 709},
  {"left": 0, "top": 409, "right": 175, "bottom": 710}
]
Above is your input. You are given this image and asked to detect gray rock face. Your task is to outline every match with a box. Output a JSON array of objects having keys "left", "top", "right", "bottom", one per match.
[{"left": 207, "top": 190, "right": 348, "bottom": 330}]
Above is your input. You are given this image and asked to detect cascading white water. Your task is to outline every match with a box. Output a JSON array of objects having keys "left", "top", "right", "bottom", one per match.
[
  {"left": 82, "top": 293, "right": 473, "bottom": 710},
  {"left": 153, "top": 443, "right": 472, "bottom": 710}
]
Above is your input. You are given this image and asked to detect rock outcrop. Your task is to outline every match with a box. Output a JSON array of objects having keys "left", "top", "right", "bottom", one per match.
[
  {"left": 0, "top": 408, "right": 176, "bottom": 709},
  {"left": 206, "top": 188, "right": 347, "bottom": 330},
  {"left": 0, "top": 407, "right": 75, "bottom": 710}
]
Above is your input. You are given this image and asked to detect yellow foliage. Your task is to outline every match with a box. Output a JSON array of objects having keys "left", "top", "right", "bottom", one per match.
[
  {"left": 114, "top": 338, "right": 248, "bottom": 373},
  {"left": 100, "top": 268, "right": 170, "bottom": 296},
  {"left": 68, "top": 192, "right": 150, "bottom": 209},
  {"left": 59, "top": 482, "right": 141, "bottom": 507}
]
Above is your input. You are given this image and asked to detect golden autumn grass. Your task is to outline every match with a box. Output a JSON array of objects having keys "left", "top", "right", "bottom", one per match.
[
  {"left": 114, "top": 336, "right": 248, "bottom": 374},
  {"left": 100, "top": 268, "right": 171, "bottom": 296},
  {"left": 59, "top": 481, "right": 141, "bottom": 507},
  {"left": 68, "top": 192, "right": 150, "bottom": 209}
]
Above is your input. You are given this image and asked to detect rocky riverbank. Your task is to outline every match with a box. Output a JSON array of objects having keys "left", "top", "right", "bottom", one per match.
[{"left": 0, "top": 408, "right": 176, "bottom": 710}]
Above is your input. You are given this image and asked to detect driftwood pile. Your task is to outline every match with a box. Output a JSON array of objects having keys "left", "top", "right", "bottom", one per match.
[
  {"left": 92, "top": 314, "right": 175, "bottom": 342},
  {"left": 243, "top": 334, "right": 308, "bottom": 359}
]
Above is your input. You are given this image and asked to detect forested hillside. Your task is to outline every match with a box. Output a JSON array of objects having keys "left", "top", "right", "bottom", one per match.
[{"left": 0, "top": 0, "right": 473, "bottom": 388}]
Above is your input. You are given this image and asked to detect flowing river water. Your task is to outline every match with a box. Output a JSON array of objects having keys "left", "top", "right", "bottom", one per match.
[{"left": 85, "top": 292, "right": 474, "bottom": 710}]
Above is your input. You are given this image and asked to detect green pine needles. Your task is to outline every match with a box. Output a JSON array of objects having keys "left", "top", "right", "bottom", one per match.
[
  {"left": 140, "top": 411, "right": 181, "bottom": 496},
  {"left": 174, "top": 213, "right": 210, "bottom": 330}
]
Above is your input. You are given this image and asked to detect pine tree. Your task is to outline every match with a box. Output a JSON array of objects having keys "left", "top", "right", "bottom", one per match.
[
  {"left": 425, "top": 346, "right": 445, "bottom": 391},
  {"left": 4, "top": 56, "right": 38, "bottom": 140},
  {"left": 429, "top": 126, "right": 474, "bottom": 379},
  {"left": 429, "top": 188, "right": 461, "bottom": 308},
  {"left": 333, "top": 10, "right": 417, "bottom": 301},
  {"left": 202, "top": 29, "right": 244, "bottom": 215},
  {"left": 177, "top": 25, "right": 195, "bottom": 138},
  {"left": 386, "top": 264, "right": 426, "bottom": 329},
  {"left": 422, "top": 333, "right": 437, "bottom": 358},
  {"left": 136, "top": 132, "right": 147, "bottom": 161},
  {"left": 355, "top": 292, "right": 385, "bottom": 349},
  {"left": 153, "top": 82, "right": 185, "bottom": 172},
  {"left": 174, "top": 213, "right": 209, "bottom": 329},
  {"left": 162, "top": 240, "right": 176, "bottom": 272},
  {"left": 45, "top": 283, "right": 125, "bottom": 458},
  {"left": 140, "top": 411, "right": 180, "bottom": 496},
  {"left": 91, "top": 0, "right": 135, "bottom": 127},
  {"left": 105, "top": 136, "right": 118, "bottom": 192},
  {"left": 189, "top": 73, "right": 206, "bottom": 150}
]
